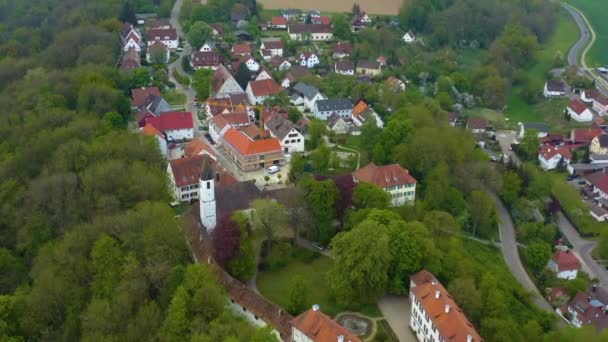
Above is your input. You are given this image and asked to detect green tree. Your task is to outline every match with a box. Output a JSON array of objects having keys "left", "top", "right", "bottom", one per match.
[
  {"left": 192, "top": 68, "right": 212, "bottom": 100},
  {"left": 235, "top": 62, "right": 251, "bottom": 90},
  {"left": 526, "top": 241, "right": 552, "bottom": 276},
  {"left": 0, "top": 248, "right": 26, "bottom": 294},
  {"left": 518, "top": 129, "right": 539, "bottom": 161},
  {"left": 500, "top": 171, "right": 521, "bottom": 206},
  {"left": 307, "top": 119, "right": 326, "bottom": 149},
  {"left": 251, "top": 200, "right": 288, "bottom": 250},
  {"left": 229, "top": 212, "right": 256, "bottom": 281},
  {"left": 448, "top": 277, "right": 482, "bottom": 325},
  {"left": 103, "top": 111, "right": 125, "bottom": 132},
  {"left": 468, "top": 190, "right": 496, "bottom": 238},
  {"left": 329, "top": 220, "right": 391, "bottom": 304},
  {"left": 159, "top": 286, "right": 189, "bottom": 342},
  {"left": 90, "top": 234, "right": 124, "bottom": 299},
  {"left": 300, "top": 179, "right": 339, "bottom": 244},
  {"left": 310, "top": 143, "right": 330, "bottom": 173},
  {"left": 149, "top": 44, "right": 168, "bottom": 64},
  {"left": 288, "top": 153, "right": 307, "bottom": 182},
  {"left": 287, "top": 275, "right": 308, "bottom": 315},
  {"left": 287, "top": 107, "right": 302, "bottom": 123},
  {"left": 332, "top": 14, "right": 352, "bottom": 40},
  {"left": 352, "top": 182, "right": 391, "bottom": 209},
  {"left": 187, "top": 21, "right": 213, "bottom": 50}
]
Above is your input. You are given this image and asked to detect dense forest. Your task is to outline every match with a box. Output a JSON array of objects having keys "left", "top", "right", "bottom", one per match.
[{"left": 0, "top": 0, "right": 275, "bottom": 341}]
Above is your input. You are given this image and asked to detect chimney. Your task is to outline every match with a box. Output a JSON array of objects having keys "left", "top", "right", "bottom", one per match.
[
  {"left": 312, "top": 304, "right": 320, "bottom": 312},
  {"left": 444, "top": 304, "right": 450, "bottom": 314},
  {"left": 337, "top": 335, "right": 344, "bottom": 342},
  {"left": 593, "top": 284, "right": 598, "bottom": 292},
  {"left": 435, "top": 290, "right": 441, "bottom": 299},
  {"left": 467, "top": 334, "right": 473, "bottom": 342},
  {"left": 588, "top": 296, "right": 592, "bottom": 302}
]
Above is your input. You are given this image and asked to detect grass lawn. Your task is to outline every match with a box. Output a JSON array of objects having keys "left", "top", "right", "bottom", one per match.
[
  {"left": 501, "top": 9, "right": 578, "bottom": 128},
  {"left": 257, "top": 255, "right": 382, "bottom": 318},
  {"left": 568, "top": 0, "right": 608, "bottom": 66},
  {"left": 548, "top": 173, "right": 605, "bottom": 237},
  {"left": 162, "top": 89, "right": 187, "bottom": 106},
  {"left": 457, "top": 48, "right": 483, "bottom": 71}
]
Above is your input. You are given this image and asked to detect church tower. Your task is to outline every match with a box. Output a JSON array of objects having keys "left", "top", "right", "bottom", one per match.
[{"left": 199, "top": 159, "right": 217, "bottom": 231}]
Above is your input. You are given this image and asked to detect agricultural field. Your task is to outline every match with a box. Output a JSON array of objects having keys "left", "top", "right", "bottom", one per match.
[
  {"left": 568, "top": 0, "right": 608, "bottom": 66},
  {"left": 257, "top": 0, "right": 402, "bottom": 15}
]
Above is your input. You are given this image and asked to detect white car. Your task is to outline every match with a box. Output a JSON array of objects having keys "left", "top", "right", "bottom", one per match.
[{"left": 267, "top": 165, "right": 280, "bottom": 174}]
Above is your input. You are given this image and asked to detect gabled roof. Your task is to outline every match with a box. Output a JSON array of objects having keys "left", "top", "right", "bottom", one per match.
[
  {"left": 568, "top": 291, "right": 608, "bottom": 332},
  {"left": 568, "top": 99, "right": 589, "bottom": 114},
  {"left": 332, "top": 41, "right": 352, "bottom": 54},
  {"left": 411, "top": 279, "right": 483, "bottom": 342},
  {"left": 551, "top": 249, "right": 580, "bottom": 272},
  {"left": 326, "top": 113, "right": 347, "bottom": 129},
  {"left": 219, "top": 111, "right": 250, "bottom": 127},
  {"left": 291, "top": 308, "right": 361, "bottom": 342},
  {"left": 410, "top": 270, "right": 437, "bottom": 287},
  {"left": 269, "top": 55, "right": 289, "bottom": 68},
  {"left": 131, "top": 87, "right": 161, "bottom": 107},
  {"left": 357, "top": 60, "right": 381, "bottom": 70},
  {"left": 222, "top": 128, "right": 282, "bottom": 156},
  {"left": 546, "top": 79, "right": 565, "bottom": 93},
  {"left": 184, "top": 138, "right": 217, "bottom": 159},
  {"left": 141, "top": 122, "right": 162, "bottom": 137},
  {"left": 265, "top": 115, "right": 297, "bottom": 140},
  {"left": 539, "top": 145, "right": 572, "bottom": 161},
  {"left": 583, "top": 88, "right": 600, "bottom": 101},
  {"left": 288, "top": 24, "right": 331, "bottom": 34},
  {"left": 248, "top": 79, "right": 282, "bottom": 97},
  {"left": 210, "top": 23, "right": 224, "bottom": 36},
  {"left": 523, "top": 122, "right": 548, "bottom": 133},
  {"left": 271, "top": 16, "right": 288, "bottom": 26},
  {"left": 293, "top": 82, "right": 320, "bottom": 100},
  {"left": 232, "top": 43, "right": 251, "bottom": 54},
  {"left": 212, "top": 64, "right": 242, "bottom": 94},
  {"left": 571, "top": 126, "right": 603, "bottom": 144},
  {"left": 146, "top": 111, "right": 193, "bottom": 131},
  {"left": 192, "top": 51, "right": 220, "bottom": 67},
  {"left": 316, "top": 98, "right": 352, "bottom": 112},
  {"left": 335, "top": 60, "right": 354, "bottom": 72},
  {"left": 261, "top": 38, "right": 283, "bottom": 50},
  {"left": 311, "top": 16, "right": 331, "bottom": 25},
  {"left": 169, "top": 154, "right": 236, "bottom": 188},
  {"left": 585, "top": 171, "right": 608, "bottom": 194},
  {"left": 146, "top": 28, "right": 177, "bottom": 41},
  {"left": 353, "top": 162, "right": 416, "bottom": 188},
  {"left": 594, "top": 95, "right": 608, "bottom": 106},
  {"left": 466, "top": 117, "right": 487, "bottom": 130}
]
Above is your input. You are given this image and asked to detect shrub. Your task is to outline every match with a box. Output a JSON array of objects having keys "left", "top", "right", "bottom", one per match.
[{"left": 292, "top": 247, "right": 318, "bottom": 264}]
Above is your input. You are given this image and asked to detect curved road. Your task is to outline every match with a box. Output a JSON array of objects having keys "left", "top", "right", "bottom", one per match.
[
  {"left": 564, "top": 3, "right": 590, "bottom": 67},
  {"left": 488, "top": 192, "right": 553, "bottom": 312}
]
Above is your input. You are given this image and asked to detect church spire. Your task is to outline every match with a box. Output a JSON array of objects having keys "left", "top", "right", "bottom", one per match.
[{"left": 200, "top": 158, "right": 213, "bottom": 181}]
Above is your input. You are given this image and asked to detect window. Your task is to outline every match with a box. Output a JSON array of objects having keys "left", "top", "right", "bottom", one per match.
[
  {"left": 297, "top": 139, "right": 301, "bottom": 142},
  {"left": 206, "top": 182, "right": 210, "bottom": 190}
]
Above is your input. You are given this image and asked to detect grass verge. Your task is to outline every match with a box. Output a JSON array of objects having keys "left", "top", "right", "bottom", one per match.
[{"left": 568, "top": 0, "right": 608, "bottom": 66}]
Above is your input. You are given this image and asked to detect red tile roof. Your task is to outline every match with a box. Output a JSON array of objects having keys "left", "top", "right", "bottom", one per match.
[
  {"left": 169, "top": 154, "right": 236, "bottom": 188},
  {"left": 466, "top": 117, "right": 487, "bottom": 130},
  {"left": 146, "top": 28, "right": 177, "bottom": 41},
  {"left": 232, "top": 43, "right": 251, "bottom": 55},
  {"left": 585, "top": 171, "right": 608, "bottom": 195},
  {"left": 220, "top": 111, "right": 250, "bottom": 126},
  {"left": 568, "top": 99, "right": 589, "bottom": 114},
  {"left": 131, "top": 87, "right": 161, "bottom": 107},
  {"left": 571, "top": 126, "right": 603, "bottom": 144},
  {"left": 312, "top": 16, "right": 331, "bottom": 25},
  {"left": 288, "top": 24, "right": 331, "bottom": 34},
  {"left": 538, "top": 145, "right": 572, "bottom": 161},
  {"left": 352, "top": 163, "right": 416, "bottom": 188},
  {"left": 335, "top": 60, "right": 354, "bottom": 72},
  {"left": 146, "top": 111, "right": 193, "bottom": 131},
  {"left": 551, "top": 250, "right": 580, "bottom": 272},
  {"left": 248, "top": 79, "right": 282, "bottom": 97},
  {"left": 595, "top": 95, "right": 608, "bottom": 106},
  {"left": 261, "top": 40, "right": 283, "bottom": 50},
  {"left": 222, "top": 127, "right": 281, "bottom": 156},
  {"left": 410, "top": 270, "right": 437, "bottom": 286},
  {"left": 192, "top": 51, "right": 220, "bottom": 67},
  {"left": 184, "top": 138, "right": 217, "bottom": 159},
  {"left": 291, "top": 308, "right": 361, "bottom": 342},
  {"left": 271, "top": 16, "right": 288, "bottom": 26},
  {"left": 411, "top": 280, "right": 483, "bottom": 342},
  {"left": 332, "top": 41, "right": 352, "bottom": 54},
  {"left": 141, "top": 123, "right": 162, "bottom": 137}
]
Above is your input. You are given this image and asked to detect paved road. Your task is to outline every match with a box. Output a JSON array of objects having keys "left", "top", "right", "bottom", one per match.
[
  {"left": 377, "top": 296, "right": 417, "bottom": 342},
  {"left": 562, "top": 3, "right": 608, "bottom": 97},
  {"left": 555, "top": 211, "right": 608, "bottom": 286},
  {"left": 488, "top": 192, "right": 554, "bottom": 312},
  {"left": 564, "top": 3, "right": 589, "bottom": 68}
]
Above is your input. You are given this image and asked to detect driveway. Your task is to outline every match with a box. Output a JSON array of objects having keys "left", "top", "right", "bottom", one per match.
[
  {"left": 488, "top": 192, "right": 554, "bottom": 312},
  {"left": 377, "top": 296, "right": 417, "bottom": 342}
]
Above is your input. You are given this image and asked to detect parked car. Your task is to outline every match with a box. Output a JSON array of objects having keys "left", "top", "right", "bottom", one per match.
[
  {"left": 204, "top": 133, "right": 215, "bottom": 145},
  {"left": 578, "top": 180, "right": 587, "bottom": 185},
  {"left": 267, "top": 165, "right": 280, "bottom": 174}
]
